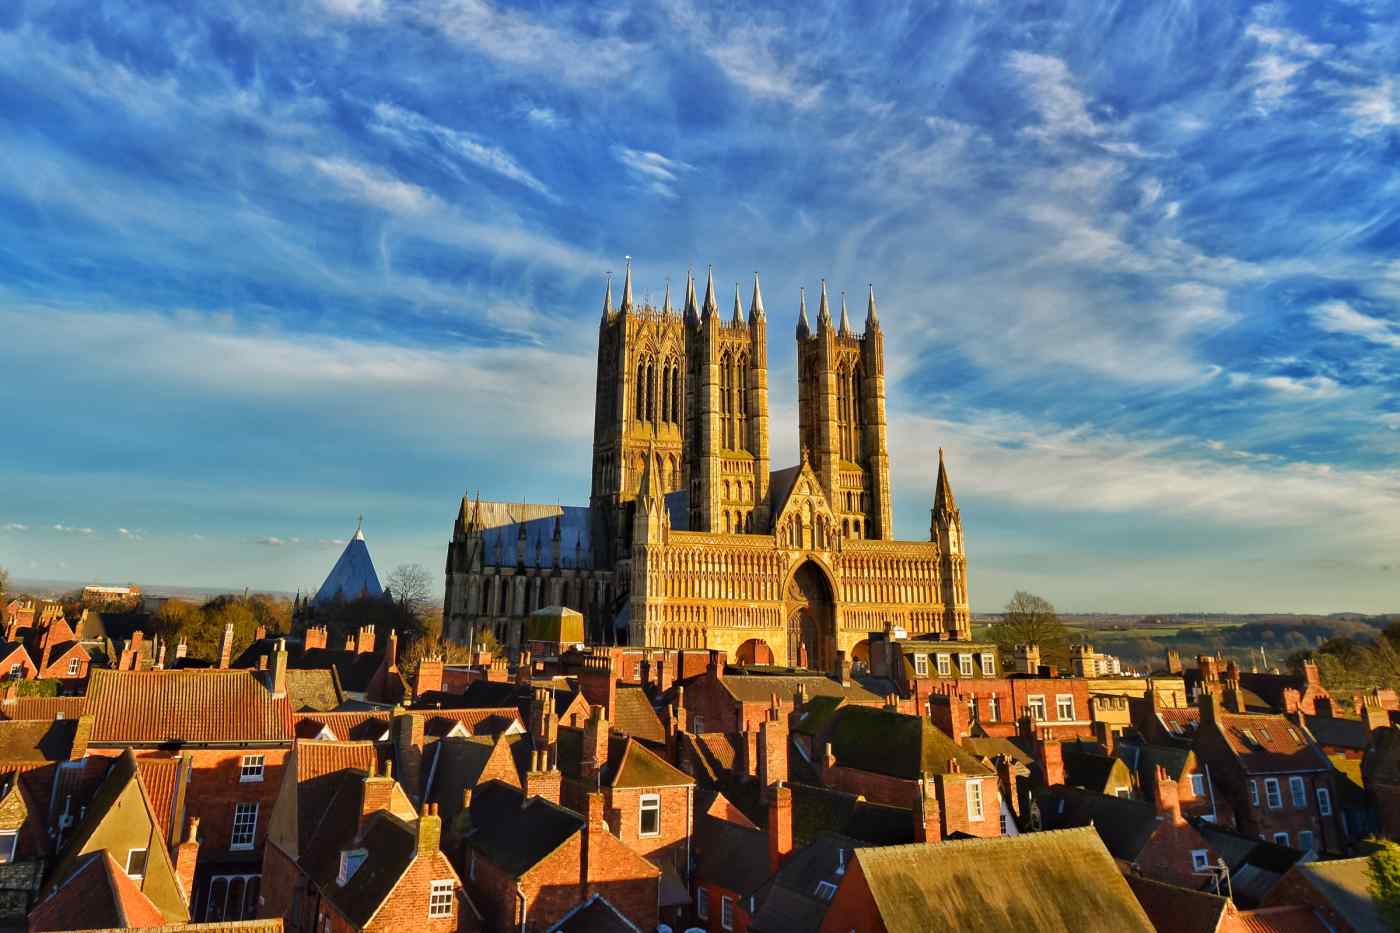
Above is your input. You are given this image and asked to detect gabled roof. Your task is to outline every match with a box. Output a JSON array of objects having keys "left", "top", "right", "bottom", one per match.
[
  {"left": 294, "top": 711, "right": 390, "bottom": 742},
  {"left": 717, "top": 669, "right": 881, "bottom": 705},
  {"left": 295, "top": 648, "right": 385, "bottom": 695},
  {"left": 313, "top": 811, "right": 422, "bottom": 928},
  {"left": 87, "top": 668, "right": 293, "bottom": 745},
  {"left": 313, "top": 531, "right": 384, "bottom": 606},
  {"left": 1303, "top": 715, "right": 1370, "bottom": 751},
  {"left": 611, "top": 686, "right": 665, "bottom": 743},
  {"left": 464, "top": 781, "right": 583, "bottom": 877},
  {"left": 557, "top": 729, "right": 693, "bottom": 789},
  {"left": 824, "top": 705, "right": 990, "bottom": 779},
  {"left": 285, "top": 668, "right": 345, "bottom": 713},
  {"left": 429, "top": 734, "right": 528, "bottom": 831},
  {"left": 1062, "top": 744, "right": 1131, "bottom": 794},
  {"left": 1123, "top": 874, "right": 1229, "bottom": 933},
  {"left": 750, "top": 830, "right": 861, "bottom": 932},
  {"left": 1157, "top": 706, "right": 1200, "bottom": 739},
  {"left": 0, "top": 695, "right": 89, "bottom": 722},
  {"left": 28, "top": 850, "right": 166, "bottom": 932},
  {"left": 1282, "top": 858, "right": 1385, "bottom": 933},
  {"left": 693, "top": 810, "right": 769, "bottom": 897},
  {"left": 545, "top": 893, "right": 644, "bottom": 933},
  {"left": 134, "top": 756, "right": 192, "bottom": 847},
  {"left": 848, "top": 828, "right": 1154, "bottom": 932},
  {"left": 1209, "top": 711, "right": 1329, "bottom": 773},
  {"left": 1036, "top": 786, "right": 1162, "bottom": 862},
  {"left": 790, "top": 782, "right": 913, "bottom": 848}
]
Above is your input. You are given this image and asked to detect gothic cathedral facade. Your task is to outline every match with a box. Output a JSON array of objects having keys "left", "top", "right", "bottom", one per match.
[{"left": 444, "top": 262, "right": 970, "bottom": 671}]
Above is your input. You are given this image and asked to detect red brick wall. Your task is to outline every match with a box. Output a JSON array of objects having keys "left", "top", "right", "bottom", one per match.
[
  {"left": 259, "top": 842, "right": 316, "bottom": 932},
  {"left": 693, "top": 883, "right": 752, "bottom": 933},
  {"left": 1134, "top": 819, "right": 1221, "bottom": 888},
  {"left": 817, "top": 857, "right": 885, "bottom": 933},
  {"left": 604, "top": 785, "right": 691, "bottom": 874},
  {"left": 364, "top": 850, "right": 464, "bottom": 933},
  {"left": 935, "top": 774, "right": 1000, "bottom": 839},
  {"left": 821, "top": 764, "right": 918, "bottom": 809}
]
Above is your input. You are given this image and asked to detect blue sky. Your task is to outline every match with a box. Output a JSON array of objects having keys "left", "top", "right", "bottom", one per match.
[{"left": 2, "top": 0, "right": 1399, "bottom": 613}]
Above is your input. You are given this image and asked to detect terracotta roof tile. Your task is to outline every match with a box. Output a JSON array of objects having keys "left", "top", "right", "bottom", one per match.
[
  {"left": 1158, "top": 707, "right": 1200, "bottom": 737},
  {"left": 294, "top": 711, "right": 389, "bottom": 741},
  {"left": 1234, "top": 906, "right": 1331, "bottom": 932},
  {"left": 295, "top": 739, "right": 382, "bottom": 782},
  {"left": 1214, "top": 712, "right": 1328, "bottom": 773},
  {"left": 415, "top": 707, "right": 522, "bottom": 737},
  {"left": 135, "top": 757, "right": 187, "bottom": 845},
  {"left": 611, "top": 687, "right": 665, "bottom": 743},
  {"left": 0, "top": 697, "right": 89, "bottom": 722},
  {"left": 28, "top": 850, "right": 166, "bottom": 932},
  {"left": 87, "top": 668, "right": 293, "bottom": 745}
]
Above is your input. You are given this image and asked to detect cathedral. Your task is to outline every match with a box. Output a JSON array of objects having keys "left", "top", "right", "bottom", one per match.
[{"left": 443, "top": 262, "right": 970, "bottom": 672}]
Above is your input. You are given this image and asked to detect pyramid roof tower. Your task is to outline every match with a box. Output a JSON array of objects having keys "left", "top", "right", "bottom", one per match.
[{"left": 313, "top": 518, "right": 385, "bottom": 606}]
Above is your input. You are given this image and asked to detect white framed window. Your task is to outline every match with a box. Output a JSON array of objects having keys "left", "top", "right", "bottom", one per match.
[
  {"left": 913, "top": 654, "right": 928, "bottom": 677},
  {"left": 1299, "top": 830, "right": 1315, "bottom": 851},
  {"left": 987, "top": 695, "right": 999, "bottom": 722},
  {"left": 1191, "top": 849, "right": 1210, "bottom": 871},
  {"left": 0, "top": 832, "right": 16, "bottom": 864},
  {"left": 1056, "top": 695, "right": 1074, "bottom": 721},
  {"left": 959, "top": 654, "right": 974, "bottom": 677},
  {"left": 1317, "top": 787, "right": 1332, "bottom": 816},
  {"left": 1190, "top": 773, "right": 1205, "bottom": 796},
  {"left": 239, "top": 755, "right": 265, "bottom": 783},
  {"left": 696, "top": 887, "right": 709, "bottom": 920},
  {"left": 967, "top": 779, "right": 984, "bottom": 821},
  {"left": 1028, "top": 696, "right": 1046, "bottom": 721},
  {"left": 7, "top": 665, "right": 20, "bottom": 679},
  {"left": 815, "top": 880, "right": 837, "bottom": 901},
  {"left": 205, "top": 874, "right": 260, "bottom": 922},
  {"left": 1242, "top": 729, "right": 1259, "bottom": 748},
  {"left": 639, "top": 794, "right": 661, "bottom": 837},
  {"left": 721, "top": 894, "right": 735, "bottom": 931},
  {"left": 230, "top": 802, "right": 258, "bottom": 850},
  {"left": 692, "top": 714, "right": 704, "bottom": 733},
  {"left": 1264, "top": 778, "right": 1282, "bottom": 809},
  {"left": 1114, "top": 786, "right": 1132, "bottom": 799},
  {"left": 1249, "top": 780, "right": 1260, "bottom": 807},
  {"left": 1289, "top": 776, "right": 1307, "bottom": 808},
  {"left": 66, "top": 658, "right": 80, "bottom": 676},
  {"left": 125, "top": 848, "right": 148, "bottom": 880},
  {"left": 428, "top": 880, "right": 454, "bottom": 918},
  {"left": 936, "top": 654, "right": 951, "bottom": 676},
  {"left": 1273, "top": 832, "right": 1290, "bottom": 846},
  {"left": 981, "top": 654, "right": 996, "bottom": 676}
]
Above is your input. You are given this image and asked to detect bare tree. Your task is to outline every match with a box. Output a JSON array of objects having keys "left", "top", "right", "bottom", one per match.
[
  {"left": 386, "top": 563, "right": 432, "bottom": 618},
  {"left": 0, "top": 566, "right": 8, "bottom": 603},
  {"left": 988, "top": 590, "right": 1072, "bottom": 669}
]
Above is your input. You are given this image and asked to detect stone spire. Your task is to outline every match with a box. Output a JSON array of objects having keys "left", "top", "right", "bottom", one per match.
[
  {"left": 661, "top": 276, "right": 673, "bottom": 315},
  {"left": 750, "top": 272, "right": 766, "bottom": 322},
  {"left": 639, "top": 442, "right": 662, "bottom": 503},
  {"left": 601, "top": 272, "right": 614, "bottom": 319},
  {"left": 817, "top": 279, "right": 832, "bottom": 333},
  {"left": 732, "top": 282, "right": 745, "bottom": 325},
  {"left": 702, "top": 265, "right": 718, "bottom": 321},
  {"left": 839, "top": 291, "right": 852, "bottom": 336},
  {"left": 933, "top": 448, "right": 958, "bottom": 519},
  {"left": 866, "top": 283, "right": 879, "bottom": 331},
  {"left": 796, "top": 287, "right": 811, "bottom": 340},
  {"left": 619, "top": 256, "right": 633, "bottom": 314},
  {"left": 684, "top": 267, "right": 699, "bottom": 326}
]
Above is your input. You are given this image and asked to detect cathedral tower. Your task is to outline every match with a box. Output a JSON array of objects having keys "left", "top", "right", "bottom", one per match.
[
  {"left": 931, "top": 449, "right": 970, "bottom": 636},
  {"left": 796, "top": 282, "right": 893, "bottom": 540}
]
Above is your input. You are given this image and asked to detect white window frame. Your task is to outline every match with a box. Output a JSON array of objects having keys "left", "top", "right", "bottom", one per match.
[
  {"left": 1114, "top": 786, "right": 1132, "bottom": 799},
  {"left": 1249, "top": 780, "right": 1260, "bottom": 807},
  {"left": 1190, "top": 773, "right": 1206, "bottom": 797},
  {"left": 1299, "top": 830, "right": 1315, "bottom": 852},
  {"left": 639, "top": 793, "right": 661, "bottom": 837},
  {"left": 239, "top": 754, "right": 265, "bottom": 783},
  {"left": 0, "top": 831, "right": 16, "bottom": 864},
  {"left": 1273, "top": 832, "right": 1290, "bottom": 846},
  {"left": 981, "top": 653, "right": 996, "bottom": 676},
  {"left": 987, "top": 695, "right": 999, "bottom": 722},
  {"left": 125, "top": 848, "right": 147, "bottom": 880},
  {"left": 1289, "top": 776, "right": 1307, "bottom": 808},
  {"left": 936, "top": 654, "right": 951, "bottom": 676},
  {"left": 1317, "top": 787, "right": 1332, "bottom": 816},
  {"left": 958, "top": 654, "right": 974, "bottom": 677},
  {"left": 205, "top": 873, "right": 260, "bottom": 922},
  {"left": 913, "top": 654, "right": 928, "bottom": 678},
  {"left": 696, "top": 887, "right": 709, "bottom": 920},
  {"left": 7, "top": 664, "right": 21, "bottom": 679},
  {"left": 66, "top": 657, "right": 80, "bottom": 676},
  {"left": 230, "top": 802, "right": 259, "bottom": 850},
  {"left": 1264, "top": 778, "right": 1282, "bottom": 809},
  {"left": 692, "top": 714, "right": 705, "bottom": 733},
  {"left": 428, "top": 880, "right": 454, "bottom": 918},
  {"left": 721, "top": 894, "right": 735, "bottom": 931},
  {"left": 1028, "top": 695, "right": 1046, "bottom": 722},
  {"left": 1055, "top": 694, "right": 1074, "bottom": 721},
  {"left": 815, "top": 880, "right": 837, "bottom": 901},
  {"left": 967, "top": 779, "right": 985, "bottom": 821},
  {"left": 1191, "top": 849, "right": 1210, "bottom": 871}
]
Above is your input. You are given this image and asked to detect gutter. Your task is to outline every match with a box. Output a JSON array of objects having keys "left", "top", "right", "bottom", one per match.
[{"left": 517, "top": 882, "right": 528, "bottom": 933}]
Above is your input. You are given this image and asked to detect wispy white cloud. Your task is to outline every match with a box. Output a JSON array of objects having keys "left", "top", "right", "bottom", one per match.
[
  {"left": 663, "top": 0, "right": 823, "bottom": 108},
  {"left": 1313, "top": 300, "right": 1400, "bottom": 348},
  {"left": 1, "top": 523, "right": 29, "bottom": 533},
  {"left": 309, "top": 157, "right": 438, "bottom": 215},
  {"left": 1346, "top": 78, "right": 1400, "bottom": 134},
  {"left": 1243, "top": 17, "right": 1331, "bottom": 112},
  {"left": 613, "top": 147, "right": 693, "bottom": 199},
  {"left": 1008, "top": 52, "right": 1102, "bottom": 138},
  {"left": 1227, "top": 371, "right": 1344, "bottom": 399},
  {"left": 369, "top": 101, "right": 552, "bottom": 197},
  {"left": 256, "top": 536, "right": 286, "bottom": 546},
  {"left": 52, "top": 524, "right": 95, "bottom": 535}
]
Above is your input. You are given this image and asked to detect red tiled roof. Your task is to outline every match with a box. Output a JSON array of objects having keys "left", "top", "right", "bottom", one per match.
[
  {"left": 135, "top": 757, "right": 186, "bottom": 844},
  {"left": 0, "top": 697, "right": 89, "bottom": 722},
  {"left": 27, "top": 850, "right": 167, "bottom": 931},
  {"left": 295, "top": 739, "right": 383, "bottom": 782},
  {"left": 1157, "top": 708, "right": 1200, "bottom": 737},
  {"left": 416, "top": 707, "right": 522, "bottom": 737},
  {"left": 1215, "top": 712, "right": 1329, "bottom": 773},
  {"left": 1234, "top": 906, "right": 1330, "bottom": 932},
  {"left": 293, "top": 711, "right": 389, "bottom": 741},
  {"left": 87, "top": 668, "right": 293, "bottom": 745}
]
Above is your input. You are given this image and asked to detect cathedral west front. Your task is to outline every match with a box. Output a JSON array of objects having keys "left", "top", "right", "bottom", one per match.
[{"left": 444, "top": 261, "right": 970, "bottom": 672}]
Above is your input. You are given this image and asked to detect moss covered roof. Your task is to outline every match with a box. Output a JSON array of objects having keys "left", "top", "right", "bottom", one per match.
[{"left": 826, "top": 705, "right": 990, "bottom": 779}]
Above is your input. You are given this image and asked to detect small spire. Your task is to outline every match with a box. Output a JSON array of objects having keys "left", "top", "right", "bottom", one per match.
[
  {"left": 933, "top": 447, "right": 958, "bottom": 517},
  {"left": 732, "top": 282, "right": 745, "bottom": 325},
  {"left": 684, "top": 267, "right": 699, "bottom": 326},
  {"left": 552, "top": 512, "right": 562, "bottom": 540},
  {"left": 619, "top": 257, "right": 633, "bottom": 314},
  {"left": 749, "top": 272, "right": 766, "bottom": 322},
  {"left": 354, "top": 515, "right": 365, "bottom": 541},
  {"left": 601, "top": 272, "right": 614, "bottom": 319},
  {"left": 817, "top": 279, "right": 832, "bottom": 331},
  {"left": 796, "top": 287, "right": 811, "bottom": 340},
  {"left": 866, "top": 283, "right": 879, "bottom": 330},
  {"left": 661, "top": 276, "right": 673, "bottom": 314},
  {"left": 702, "top": 265, "right": 718, "bottom": 320},
  {"left": 839, "top": 290, "right": 852, "bottom": 336},
  {"left": 639, "top": 442, "right": 662, "bottom": 502}
]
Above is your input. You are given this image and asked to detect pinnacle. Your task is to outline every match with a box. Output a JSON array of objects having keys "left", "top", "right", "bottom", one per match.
[
  {"left": 620, "top": 256, "right": 633, "bottom": 313},
  {"left": 817, "top": 279, "right": 832, "bottom": 329},
  {"left": 661, "top": 277, "right": 673, "bottom": 314},
  {"left": 684, "top": 267, "right": 699, "bottom": 325},
  {"left": 866, "top": 283, "right": 879, "bottom": 330},
  {"left": 796, "top": 287, "right": 811, "bottom": 340},
  {"left": 750, "top": 271, "right": 766, "bottom": 322},
  {"left": 732, "top": 282, "right": 745, "bottom": 324},
  {"left": 702, "top": 265, "right": 718, "bottom": 319},
  {"left": 839, "top": 290, "right": 853, "bottom": 336},
  {"left": 601, "top": 272, "right": 614, "bottom": 318}
]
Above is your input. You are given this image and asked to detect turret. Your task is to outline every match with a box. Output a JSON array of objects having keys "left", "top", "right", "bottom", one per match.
[
  {"left": 749, "top": 271, "right": 766, "bottom": 323},
  {"left": 816, "top": 279, "right": 832, "bottom": 333}
]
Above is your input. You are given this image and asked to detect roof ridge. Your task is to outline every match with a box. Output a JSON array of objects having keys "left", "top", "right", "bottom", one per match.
[{"left": 856, "top": 824, "right": 1098, "bottom": 857}]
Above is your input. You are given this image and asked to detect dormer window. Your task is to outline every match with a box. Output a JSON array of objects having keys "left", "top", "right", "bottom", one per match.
[
  {"left": 815, "top": 880, "right": 838, "bottom": 901},
  {"left": 337, "top": 848, "right": 367, "bottom": 886},
  {"left": 913, "top": 654, "right": 928, "bottom": 677},
  {"left": 936, "top": 654, "right": 951, "bottom": 676},
  {"left": 1241, "top": 729, "right": 1259, "bottom": 748},
  {"left": 125, "top": 848, "right": 147, "bottom": 880},
  {"left": 958, "top": 655, "right": 974, "bottom": 677}
]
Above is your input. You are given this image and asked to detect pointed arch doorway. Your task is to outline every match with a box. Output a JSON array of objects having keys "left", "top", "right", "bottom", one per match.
[{"left": 785, "top": 560, "right": 836, "bottom": 672}]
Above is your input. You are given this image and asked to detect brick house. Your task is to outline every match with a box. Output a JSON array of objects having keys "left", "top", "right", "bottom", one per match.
[
  {"left": 19, "top": 613, "right": 92, "bottom": 688},
  {"left": 1260, "top": 857, "right": 1384, "bottom": 931},
  {"left": 0, "top": 643, "right": 36, "bottom": 684},
  {"left": 1362, "top": 725, "right": 1400, "bottom": 840},
  {"left": 1117, "top": 742, "right": 1220, "bottom": 823},
  {"left": 1192, "top": 695, "right": 1343, "bottom": 853},
  {"left": 816, "top": 828, "right": 1154, "bottom": 932},
  {"left": 460, "top": 782, "right": 660, "bottom": 933},
  {"left": 678, "top": 654, "right": 881, "bottom": 735},
  {"left": 84, "top": 654, "right": 296, "bottom": 920}
]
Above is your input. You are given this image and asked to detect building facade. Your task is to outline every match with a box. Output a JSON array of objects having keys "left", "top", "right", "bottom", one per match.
[{"left": 444, "top": 264, "right": 971, "bottom": 671}]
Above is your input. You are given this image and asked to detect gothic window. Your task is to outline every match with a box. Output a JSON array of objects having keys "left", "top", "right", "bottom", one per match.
[
  {"left": 636, "top": 361, "right": 646, "bottom": 421},
  {"left": 647, "top": 361, "right": 656, "bottom": 423}
]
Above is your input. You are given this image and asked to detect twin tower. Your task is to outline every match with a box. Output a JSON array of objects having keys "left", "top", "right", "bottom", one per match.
[{"left": 590, "top": 260, "right": 892, "bottom": 566}]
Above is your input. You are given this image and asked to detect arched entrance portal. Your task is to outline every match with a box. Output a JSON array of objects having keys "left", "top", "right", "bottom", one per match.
[
  {"left": 786, "top": 561, "right": 836, "bottom": 672},
  {"left": 735, "top": 638, "right": 775, "bottom": 666}
]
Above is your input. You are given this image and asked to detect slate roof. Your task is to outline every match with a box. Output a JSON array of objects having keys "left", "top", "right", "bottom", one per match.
[
  {"left": 1123, "top": 874, "right": 1230, "bottom": 933},
  {"left": 545, "top": 893, "right": 643, "bottom": 933},
  {"left": 847, "top": 828, "right": 1154, "bottom": 932},
  {"left": 1036, "top": 787, "right": 1162, "bottom": 862},
  {"left": 295, "top": 649, "right": 385, "bottom": 695},
  {"left": 312, "top": 531, "right": 384, "bottom": 606},
  {"left": 1303, "top": 715, "right": 1370, "bottom": 751},
  {"left": 27, "top": 850, "right": 166, "bottom": 932},
  {"left": 1285, "top": 858, "right": 1386, "bottom": 933},
  {"left": 87, "top": 668, "right": 293, "bottom": 745},
  {"left": 719, "top": 670, "right": 881, "bottom": 705},
  {"left": 693, "top": 811, "right": 770, "bottom": 897},
  {"left": 464, "top": 781, "right": 583, "bottom": 877},
  {"left": 429, "top": 734, "right": 529, "bottom": 831},
  {"left": 962, "top": 735, "right": 1034, "bottom": 769},
  {"left": 824, "top": 705, "right": 990, "bottom": 779},
  {"left": 1120, "top": 742, "right": 1193, "bottom": 783},
  {"left": 1238, "top": 672, "right": 1310, "bottom": 712},
  {"left": 313, "top": 811, "right": 420, "bottom": 928},
  {"left": 789, "top": 782, "right": 914, "bottom": 848},
  {"left": 610, "top": 686, "right": 665, "bottom": 743},
  {"left": 1211, "top": 711, "right": 1329, "bottom": 773},
  {"left": 1192, "top": 820, "right": 1302, "bottom": 907},
  {"left": 473, "top": 502, "right": 595, "bottom": 570},
  {"left": 749, "top": 831, "right": 860, "bottom": 933}
]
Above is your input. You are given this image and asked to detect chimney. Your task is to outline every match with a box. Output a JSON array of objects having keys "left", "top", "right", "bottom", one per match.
[
  {"left": 1361, "top": 698, "right": 1389, "bottom": 732},
  {"left": 345, "top": 636, "right": 356, "bottom": 651},
  {"left": 1013, "top": 643, "right": 1040, "bottom": 676},
  {"left": 258, "top": 656, "right": 269, "bottom": 671},
  {"left": 1282, "top": 687, "right": 1301, "bottom": 716},
  {"left": 929, "top": 687, "right": 969, "bottom": 745},
  {"left": 359, "top": 762, "right": 397, "bottom": 835},
  {"left": 356, "top": 625, "right": 376, "bottom": 655},
  {"left": 271, "top": 638, "right": 289, "bottom": 698},
  {"left": 516, "top": 648, "right": 533, "bottom": 687},
  {"left": 1196, "top": 655, "right": 1219, "bottom": 684},
  {"left": 70, "top": 715, "right": 93, "bottom": 760},
  {"left": 994, "top": 755, "right": 1019, "bottom": 821},
  {"left": 1199, "top": 690, "right": 1218, "bottom": 726},
  {"left": 582, "top": 792, "right": 608, "bottom": 885},
  {"left": 218, "top": 623, "right": 235, "bottom": 670},
  {"left": 525, "top": 749, "right": 562, "bottom": 805},
  {"left": 255, "top": 625, "right": 267, "bottom": 642},
  {"left": 758, "top": 698, "right": 789, "bottom": 789},
  {"left": 394, "top": 712, "right": 425, "bottom": 805},
  {"left": 1093, "top": 720, "right": 1116, "bottom": 756},
  {"left": 155, "top": 643, "right": 167, "bottom": 670},
  {"left": 1165, "top": 649, "right": 1183, "bottom": 675},
  {"left": 416, "top": 655, "right": 444, "bottom": 700},
  {"left": 175, "top": 817, "right": 200, "bottom": 899},
  {"left": 118, "top": 641, "right": 136, "bottom": 671},
  {"left": 1302, "top": 659, "right": 1320, "bottom": 687},
  {"left": 417, "top": 803, "right": 442, "bottom": 854},
  {"left": 303, "top": 626, "right": 326, "bottom": 651},
  {"left": 912, "top": 775, "right": 942, "bottom": 844},
  {"left": 1033, "top": 729, "right": 1064, "bottom": 787},
  {"left": 767, "top": 783, "right": 793, "bottom": 874},
  {"left": 1314, "top": 695, "right": 1335, "bottom": 719},
  {"left": 1153, "top": 764, "right": 1182, "bottom": 824},
  {"left": 837, "top": 650, "right": 852, "bottom": 686},
  {"left": 578, "top": 652, "right": 618, "bottom": 718},
  {"left": 707, "top": 649, "right": 726, "bottom": 683},
  {"left": 175, "top": 637, "right": 188, "bottom": 660},
  {"left": 1222, "top": 660, "right": 1246, "bottom": 713},
  {"left": 582, "top": 705, "right": 610, "bottom": 779}
]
